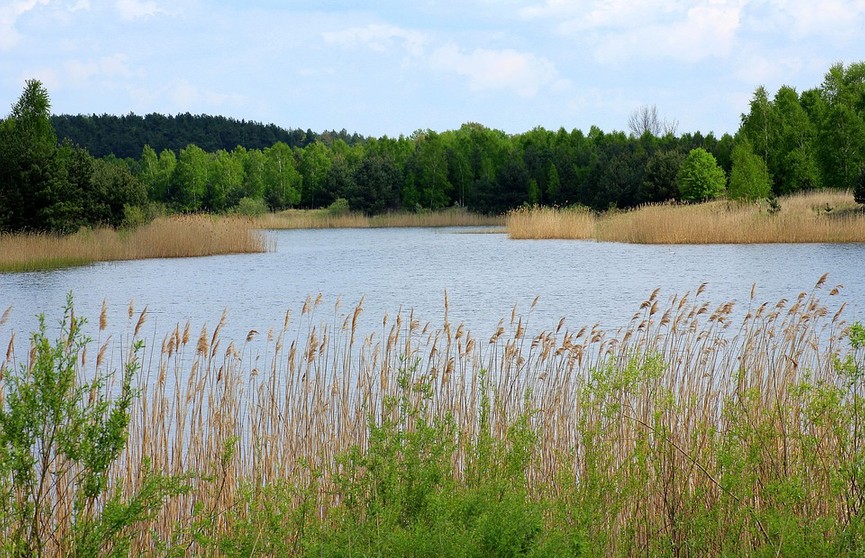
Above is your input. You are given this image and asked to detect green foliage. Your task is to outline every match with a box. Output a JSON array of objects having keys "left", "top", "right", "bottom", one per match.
[
  {"left": 677, "top": 148, "right": 727, "bottom": 202},
  {"left": 296, "top": 141, "right": 333, "bottom": 208},
  {"left": 348, "top": 152, "right": 402, "bottom": 214},
  {"left": 51, "top": 113, "right": 321, "bottom": 159},
  {"left": 545, "top": 163, "right": 561, "bottom": 202},
  {"left": 407, "top": 130, "right": 453, "bottom": 210},
  {"left": 304, "top": 365, "right": 581, "bottom": 558},
  {"left": 729, "top": 138, "right": 772, "bottom": 201},
  {"left": 0, "top": 295, "right": 187, "bottom": 557},
  {"left": 326, "top": 197, "right": 350, "bottom": 216},
  {"left": 855, "top": 167, "right": 865, "bottom": 204},
  {"left": 263, "top": 142, "right": 302, "bottom": 210},
  {"left": 0, "top": 81, "right": 147, "bottom": 233},
  {"left": 639, "top": 149, "right": 683, "bottom": 203},
  {"left": 88, "top": 157, "right": 148, "bottom": 227},
  {"left": 0, "top": 79, "right": 61, "bottom": 231},
  {"left": 120, "top": 203, "right": 150, "bottom": 229},
  {"left": 232, "top": 196, "right": 269, "bottom": 216},
  {"left": 206, "top": 149, "right": 244, "bottom": 211},
  {"left": 171, "top": 144, "right": 209, "bottom": 212},
  {"left": 5, "top": 60, "right": 862, "bottom": 225},
  {"left": 139, "top": 146, "right": 177, "bottom": 203},
  {"left": 214, "top": 476, "right": 318, "bottom": 557}
]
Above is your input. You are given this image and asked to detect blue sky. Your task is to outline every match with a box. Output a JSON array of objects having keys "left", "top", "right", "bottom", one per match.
[{"left": 2, "top": 0, "right": 864, "bottom": 138}]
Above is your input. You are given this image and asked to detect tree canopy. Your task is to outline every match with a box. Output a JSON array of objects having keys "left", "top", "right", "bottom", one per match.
[{"left": 677, "top": 148, "right": 727, "bottom": 202}]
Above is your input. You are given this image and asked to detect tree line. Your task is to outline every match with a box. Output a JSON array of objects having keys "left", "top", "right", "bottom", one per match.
[
  {"left": 1, "top": 61, "right": 864, "bottom": 233},
  {"left": 133, "top": 124, "right": 737, "bottom": 216},
  {"left": 50, "top": 113, "right": 367, "bottom": 159}
]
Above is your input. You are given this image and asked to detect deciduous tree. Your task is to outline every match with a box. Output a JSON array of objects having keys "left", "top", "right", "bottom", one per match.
[
  {"left": 171, "top": 144, "right": 209, "bottom": 211},
  {"left": 729, "top": 138, "right": 772, "bottom": 201},
  {"left": 263, "top": 142, "right": 302, "bottom": 209},
  {"left": 677, "top": 148, "right": 726, "bottom": 202}
]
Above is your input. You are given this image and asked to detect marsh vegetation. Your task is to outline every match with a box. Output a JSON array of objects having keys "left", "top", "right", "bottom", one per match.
[
  {"left": 1, "top": 278, "right": 863, "bottom": 556},
  {"left": 508, "top": 190, "right": 865, "bottom": 243},
  {"left": 0, "top": 215, "right": 270, "bottom": 272}
]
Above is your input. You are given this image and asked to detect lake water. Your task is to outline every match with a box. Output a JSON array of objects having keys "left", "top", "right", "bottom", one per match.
[{"left": 1, "top": 227, "right": 863, "bottom": 351}]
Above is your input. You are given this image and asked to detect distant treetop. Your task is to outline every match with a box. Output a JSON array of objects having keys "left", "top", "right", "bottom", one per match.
[{"left": 49, "top": 113, "right": 368, "bottom": 159}]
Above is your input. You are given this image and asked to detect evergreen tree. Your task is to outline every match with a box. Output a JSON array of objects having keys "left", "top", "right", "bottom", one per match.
[{"left": 0, "top": 79, "right": 61, "bottom": 231}]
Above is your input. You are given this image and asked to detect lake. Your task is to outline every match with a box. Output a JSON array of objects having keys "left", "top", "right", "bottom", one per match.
[{"left": 1, "top": 227, "right": 863, "bottom": 353}]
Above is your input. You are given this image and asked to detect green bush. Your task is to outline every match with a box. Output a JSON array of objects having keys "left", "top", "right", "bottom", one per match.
[
  {"left": 232, "top": 196, "right": 269, "bottom": 217},
  {"left": 303, "top": 366, "right": 583, "bottom": 558},
  {"left": 0, "top": 295, "right": 188, "bottom": 557},
  {"left": 854, "top": 169, "right": 865, "bottom": 204},
  {"left": 326, "top": 198, "right": 350, "bottom": 216}
]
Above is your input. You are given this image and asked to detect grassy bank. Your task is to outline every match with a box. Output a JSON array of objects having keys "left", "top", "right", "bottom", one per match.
[
  {"left": 0, "top": 215, "right": 272, "bottom": 272},
  {"left": 2, "top": 278, "right": 863, "bottom": 556},
  {"left": 508, "top": 190, "right": 865, "bottom": 243},
  {"left": 255, "top": 206, "right": 504, "bottom": 229}
]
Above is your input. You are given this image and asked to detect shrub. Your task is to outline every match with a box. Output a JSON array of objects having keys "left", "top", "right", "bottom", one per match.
[
  {"left": 0, "top": 295, "right": 187, "bottom": 557},
  {"left": 326, "top": 198, "right": 350, "bottom": 216},
  {"left": 232, "top": 196, "right": 269, "bottom": 217},
  {"left": 855, "top": 169, "right": 865, "bottom": 204},
  {"left": 305, "top": 366, "right": 581, "bottom": 558}
]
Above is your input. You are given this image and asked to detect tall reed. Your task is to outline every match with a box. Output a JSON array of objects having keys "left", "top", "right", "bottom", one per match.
[
  {"left": 1, "top": 277, "right": 862, "bottom": 556},
  {"left": 257, "top": 207, "right": 503, "bottom": 230},
  {"left": 508, "top": 191, "right": 865, "bottom": 243},
  {"left": 506, "top": 205, "right": 595, "bottom": 239},
  {"left": 0, "top": 215, "right": 271, "bottom": 272}
]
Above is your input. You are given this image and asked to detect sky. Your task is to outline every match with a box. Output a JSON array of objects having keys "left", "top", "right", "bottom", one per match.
[{"left": 1, "top": 0, "right": 864, "bottom": 139}]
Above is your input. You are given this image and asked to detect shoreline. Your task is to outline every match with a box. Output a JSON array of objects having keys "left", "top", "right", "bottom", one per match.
[{"left": 2, "top": 192, "right": 864, "bottom": 272}]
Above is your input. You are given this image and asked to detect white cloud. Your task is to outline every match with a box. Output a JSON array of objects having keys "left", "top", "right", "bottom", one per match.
[
  {"left": 129, "top": 80, "right": 246, "bottom": 113},
  {"left": 610, "top": 2, "right": 741, "bottom": 63},
  {"left": 114, "top": 0, "right": 165, "bottom": 21},
  {"left": 323, "top": 23, "right": 428, "bottom": 58},
  {"left": 429, "top": 44, "right": 569, "bottom": 98},
  {"left": 64, "top": 54, "right": 134, "bottom": 86},
  {"left": 521, "top": 0, "right": 678, "bottom": 31},
  {"left": 68, "top": 0, "right": 90, "bottom": 12},
  {"left": 0, "top": 0, "right": 50, "bottom": 50},
  {"left": 732, "top": 53, "right": 802, "bottom": 85},
  {"left": 521, "top": 0, "right": 743, "bottom": 63},
  {"left": 764, "top": 0, "right": 865, "bottom": 38},
  {"left": 16, "top": 67, "right": 59, "bottom": 90}
]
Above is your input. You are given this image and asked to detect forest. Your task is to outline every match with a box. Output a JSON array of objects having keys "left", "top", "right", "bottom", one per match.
[{"left": 1, "top": 61, "right": 864, "bottom": 233}]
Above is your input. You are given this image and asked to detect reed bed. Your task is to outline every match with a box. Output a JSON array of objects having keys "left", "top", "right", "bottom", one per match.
[
  {"left": 506, "top": 205, "right": 595, "bottom": 239},
  {"left": 1, "top": 277, "right": 863, "bottom": 556},
  {"left": 0, "top": 215, "right": 271, "bottom": 272},
  {"left": 508, "top": 191, "right": 865, "bottom": 243},
  {"left": 257, "top": 207, "right": 503, "bottom": 229}
]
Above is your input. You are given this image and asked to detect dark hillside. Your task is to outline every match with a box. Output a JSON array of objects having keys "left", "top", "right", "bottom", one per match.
[{"left": 50, "top": 113, "right": 366, "bottom": 158}]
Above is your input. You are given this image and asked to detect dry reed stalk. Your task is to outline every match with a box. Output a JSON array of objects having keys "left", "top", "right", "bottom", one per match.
[
  {"left": 256, "top": 207, "right": 503, "bottom": 230},
  {"left": 506, "top": 205, "right": 596, "bottom": 239},
  {"left": 0, "top": 215, "right": 271, "bottom": 272},
  {"left": 3, "top": 277, "right": 859, "bottom": 555},
  {"left": 597, "top": 199, "right": 865, "bottom": 244},
  {"left": 505, "top": 191, "right": 865, "bottom": 244}
]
